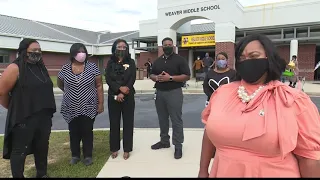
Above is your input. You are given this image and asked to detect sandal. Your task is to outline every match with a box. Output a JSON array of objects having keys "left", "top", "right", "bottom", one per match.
[
  {"left": 111, "top": 152, "right": 118, "bottom": 159},
  {"left": 123, "top": 152, "right": 130, "bottom": 160}
]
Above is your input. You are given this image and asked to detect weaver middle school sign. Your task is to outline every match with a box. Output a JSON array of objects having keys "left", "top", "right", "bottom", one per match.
[{"left": 181, "top": 34, "right": 215, "bottom": 47}]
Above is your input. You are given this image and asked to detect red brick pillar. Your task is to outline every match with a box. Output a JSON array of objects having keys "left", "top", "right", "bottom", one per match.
[
  {"left": 215, "top": 42, "right": 235, "bottom": 69},
  {"left": 298, "top": 44, "right": 316, "bottom": 80}
]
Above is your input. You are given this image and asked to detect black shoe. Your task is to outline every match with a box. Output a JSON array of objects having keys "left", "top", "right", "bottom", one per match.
[
  {"left": 83, "top": 157, "right": 93, "bottom": 166},
  {"left": 174, "top": 148, "right": 182, "bottom": 159},
  {"left": 70, "top": 157, "right": 80, "bottom": 165},
  {"left": 151, "top": 142, "right": 170, "bottom": 150}
]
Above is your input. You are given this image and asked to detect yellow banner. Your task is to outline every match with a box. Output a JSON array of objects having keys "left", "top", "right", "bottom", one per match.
[{"left": 181, "top": 34, "right": 215, "bottom": 47}]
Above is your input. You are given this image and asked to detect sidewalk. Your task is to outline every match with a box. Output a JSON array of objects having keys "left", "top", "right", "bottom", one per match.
[
  {"left": 53, "top": 78, "right": 320, "bottom": 95},
  {"left": 97, "top": 128, "right": 213, "bottom": 178}
]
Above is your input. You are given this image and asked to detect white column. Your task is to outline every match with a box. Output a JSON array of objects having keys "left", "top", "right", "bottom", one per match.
[
  {"left": 215, "top": 22, "right": 236, "bottom": 69},
  {"left": 188, "top": 49, "right": 194, "bottom": 78},
  {"left": 214, "top": 22, "right": 236, "bottom": 43},
  {"left": 290, "top": 40, "right": 298, "bottom": 59},
  {"left": 157, "top": 28, "right": 177, "bottom": 46},
  {"left": 130, "top": 49, "right": 136, "bottom": 64}
]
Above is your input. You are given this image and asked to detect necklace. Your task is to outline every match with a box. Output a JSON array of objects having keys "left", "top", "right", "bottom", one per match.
[
  {"left": 75, "top": 73, "right": 84, "bottom": 83},
  {"left": 28, "top": 66, "right": 48, "bottom": 83},
  {"left": 72, "top": 64, "right": 85, "bottom": 83},
  {"left": 237, "top": 85, "right": 265, "bottom": 103}
]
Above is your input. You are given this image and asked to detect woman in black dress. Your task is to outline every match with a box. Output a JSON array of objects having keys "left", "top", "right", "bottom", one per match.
[
  {"left": 0, "top": 38, "right": 56, "bottom": 178},
  {"left": 203, "top": 52, "right": 237, "bottom": 106}
]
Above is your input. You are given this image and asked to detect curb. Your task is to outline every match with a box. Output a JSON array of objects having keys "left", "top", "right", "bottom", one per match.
[
  {"left": 53, "top": 89, "right": 205, "bottom": 95},
  {"left": 305, "top": 92, "right": 320, "bottom": 96},
  {"left": 53, "top": 90, "right": 320, "bottom": 96}
]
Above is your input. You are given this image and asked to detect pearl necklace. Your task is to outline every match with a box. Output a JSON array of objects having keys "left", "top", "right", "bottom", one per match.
[{"left": 237, "top": 85, "right": 265, "bottom": 103}]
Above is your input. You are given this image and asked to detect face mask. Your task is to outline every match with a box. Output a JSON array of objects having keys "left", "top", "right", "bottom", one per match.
[
  {"left": 197, "top": 57, "right": 200, "bottom": 60},
  {"left": 237, "top": 58, "right": 269, "bottom": 84},
  {"left": 28, "top": 52, "right": 42, "bottom": 63},
  {"left": 216, "top": 60, "right": 228, "bottom": 69},
  {"left": 115, "top": 50, "right": 126, "bottom": 58},
  {"left": 163, "top": 47, "right": 173, "bottom": 56},
  {"left": 74, "top": 52, "right": 86, "bottom": 63}
]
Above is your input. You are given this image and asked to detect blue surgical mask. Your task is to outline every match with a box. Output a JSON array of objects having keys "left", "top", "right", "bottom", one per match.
[{"left": 216, "top": 60, "right": 228, "bottom": 68}]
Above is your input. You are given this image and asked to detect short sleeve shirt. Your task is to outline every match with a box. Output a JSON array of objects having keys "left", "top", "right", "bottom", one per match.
[{"left": 58, "top": 61, "right": 101, "bottom": 123}]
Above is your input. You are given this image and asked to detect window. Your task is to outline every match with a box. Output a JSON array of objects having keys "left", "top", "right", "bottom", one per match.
[
  {"left": 283, "top": 28, "right": 294, "bottom": 39},
  {"left": 0, "top": 54, "right": 9, "bottom": 64}
]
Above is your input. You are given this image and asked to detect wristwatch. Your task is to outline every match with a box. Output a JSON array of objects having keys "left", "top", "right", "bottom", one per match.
[{"left": 169, "top": 76, "right": 173, "bottom": 81}]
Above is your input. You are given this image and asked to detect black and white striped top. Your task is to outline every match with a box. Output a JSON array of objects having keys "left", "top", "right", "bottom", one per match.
[{"left": 58, "top": 61, "right": 101, "bottom": 123}]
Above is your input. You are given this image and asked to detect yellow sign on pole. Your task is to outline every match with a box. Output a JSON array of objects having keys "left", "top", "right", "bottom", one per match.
[{"left": 181, "top": 34, "right": 215, "bottom": 47}]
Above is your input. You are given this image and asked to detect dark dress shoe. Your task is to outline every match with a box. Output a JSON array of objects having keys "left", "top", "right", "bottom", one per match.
[
  {"left": 70, "top": 157, "right": 80, "bottom": 165},
  {"left": 151, "top": 141, "right": 170, "bottom": 150},
  {"left": 83, "top": 157, "right": 93, "bottom": 166},
  {"left": 174, "top": 148, "right": 182, "bottom": 159}
]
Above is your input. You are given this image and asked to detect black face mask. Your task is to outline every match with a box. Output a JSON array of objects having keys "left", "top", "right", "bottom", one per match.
[
  {"left": 28, "top": 52, "right": 42, "bottom": 63},
  {"left": 115, "top": 50, "right": 126, "bottom": 58},
  {"left": 236, "top": 58, "right": 269, "bottom": 84},
  {"left": 163, "top": 47, "right": 173, "bottom": 56}
]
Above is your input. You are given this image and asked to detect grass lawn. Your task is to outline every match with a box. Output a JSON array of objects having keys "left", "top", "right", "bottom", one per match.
[
  {"left": 50, "top": 76, "right": 58, "bottom": 87},
  {"left": 50, "top": 76, "right": 106, "bottom": 88},
  {"left": 0, "top": 130, "right": 112, "bottom": 178}
]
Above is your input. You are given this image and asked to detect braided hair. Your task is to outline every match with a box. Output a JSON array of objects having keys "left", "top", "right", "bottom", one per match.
[{"left": 16, "top": 38, "right": 49, "bottom": 88}]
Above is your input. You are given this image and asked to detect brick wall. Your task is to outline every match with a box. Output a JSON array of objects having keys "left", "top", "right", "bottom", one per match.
[
  {"left": 178, "top": 49, "right": 189, "bottom": 60},
  {"left": 215, "top": 42, "right": 235, "bottom": 68},
  {"left": 0, "top": 50, "right": 105, "bottom": 76},
  {"left": 298, "top": 44, "right": 316, "bottom": 80},
  {"left": 138, "top": 51, "right": 158, "bottom": 77},
  {"left": 276, "top": 44, "right": 316, "bottom": 80},
  {"left": 276, "top": 45, "right": 290, "bottom": 63}
]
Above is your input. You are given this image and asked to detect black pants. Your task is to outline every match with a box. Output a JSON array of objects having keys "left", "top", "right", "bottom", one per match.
[
  {"left": 147, "top": 70, "right": 151, "bottom": 79},
  {"left": 10, "top": 110, "right": 52, "bottom": 178},
  {"left": 108, "top": 94, "right": 135, "bottom": 153},
  {"left": 68, "top": 116, "right": 94, "bottom": 158},
  {"left": 289, "top": 81, "right": 297, "bottom": 88}
]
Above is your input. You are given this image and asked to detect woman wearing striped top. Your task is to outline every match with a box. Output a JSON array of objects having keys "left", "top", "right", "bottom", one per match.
[{"left": 57, "top": 43, "right": 104, "bottom": 166}]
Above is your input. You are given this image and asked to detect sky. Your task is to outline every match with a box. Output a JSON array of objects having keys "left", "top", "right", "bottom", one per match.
[{"left": 0, "top": 0, "right": 291, "bottom": 33}]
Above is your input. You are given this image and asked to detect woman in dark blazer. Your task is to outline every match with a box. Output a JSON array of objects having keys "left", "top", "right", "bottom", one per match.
[{"left": 105, "top": 39, "right": 136, "bottom": 160}]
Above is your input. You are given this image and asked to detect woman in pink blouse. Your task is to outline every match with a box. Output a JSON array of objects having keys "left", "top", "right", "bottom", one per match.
[{"left": 199, "top": 34, "right": 320, "bottom": 178}]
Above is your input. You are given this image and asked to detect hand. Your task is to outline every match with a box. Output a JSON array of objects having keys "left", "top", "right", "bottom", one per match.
[
  {"left": 120, "top": 86, "right": 130, "bottom": 95},
  {"left": 117, "top": 93, "right": 125, "bottom": 102},
  {"left": 97, "top": 103, "right": 104, "bottom": 114},
  {"left": 198, "top": 170, "right": 209, "bottom": 178},
  {"left": 158, "top": 71, "right": 170, "bottom": 82}
]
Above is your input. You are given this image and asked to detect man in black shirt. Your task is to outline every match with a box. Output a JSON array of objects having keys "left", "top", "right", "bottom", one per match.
[
  {"left": 150, "top": 37, "right": 191, "bottom": 159},
  {"left": 144, "top": 58, "right": 152, "bottom": 79}
]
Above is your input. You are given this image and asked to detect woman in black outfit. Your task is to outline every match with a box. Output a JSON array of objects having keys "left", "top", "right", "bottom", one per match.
[
  {"left": 203, "top": 52, "right": 236, "bottom": 106},
  {"left": 0, "top": 38, "right": 56, "bottom": 178},
  {"left": 105, "top": 39, "right": 136, "bottom": 160}
]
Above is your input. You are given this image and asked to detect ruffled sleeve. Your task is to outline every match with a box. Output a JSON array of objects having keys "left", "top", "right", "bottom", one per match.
[{"left": 293, "top": 95, "right": 320, "bottom": 160}]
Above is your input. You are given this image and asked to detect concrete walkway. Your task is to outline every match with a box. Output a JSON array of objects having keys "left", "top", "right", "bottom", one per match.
[
  {"left": 53, "top": 78, "right": 320, "bottom": 95},
  {"left": 97, "top": 128, "right": 213, "bottom": 178}
]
